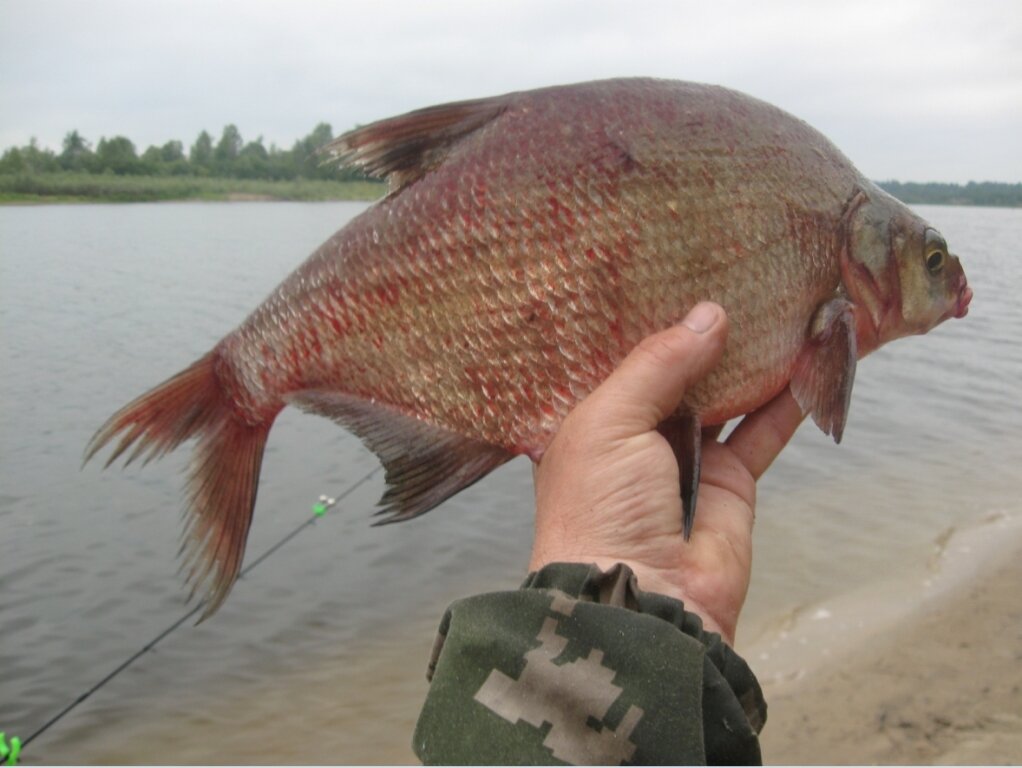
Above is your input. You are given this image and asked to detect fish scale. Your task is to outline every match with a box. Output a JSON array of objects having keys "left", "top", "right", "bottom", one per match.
[{"left": 85, "top": 78, "right": 971, "bottom": 617}]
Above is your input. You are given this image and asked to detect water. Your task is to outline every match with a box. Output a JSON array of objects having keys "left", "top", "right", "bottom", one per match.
[{"left": 1, "top": 202, "right": 1019, "bottom": 763}]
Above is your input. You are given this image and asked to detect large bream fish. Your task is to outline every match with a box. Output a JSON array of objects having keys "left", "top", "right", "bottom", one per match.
[{"left": 86, "top": 79, "right": 972, "bottom": 617}]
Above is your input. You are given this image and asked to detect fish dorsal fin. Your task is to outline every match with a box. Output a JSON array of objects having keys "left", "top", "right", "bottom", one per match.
[
  {"left": 286, "top": 390, "right": 513, "bottom": 523},
  {"left": 322, "top": 95, "right": 509, "bottom": 192}
]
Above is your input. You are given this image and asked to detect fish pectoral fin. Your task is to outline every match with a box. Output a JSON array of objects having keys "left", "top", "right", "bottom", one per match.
[
  {"left": 791, "top": 298, "right": 858, "bottom": 443},
  {"left": 321, "top": 95, "right": 508, "bottom": 193},
  {"left": 657, "top": 411, "right": 701, "bottom": 540},
  {"left": 286, "top": 391, "right": 514, "bottom": 523}
]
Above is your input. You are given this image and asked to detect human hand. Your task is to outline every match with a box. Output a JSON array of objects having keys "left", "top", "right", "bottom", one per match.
[{"left": 530, "top": 302, "right": 804, "bottom": 645}]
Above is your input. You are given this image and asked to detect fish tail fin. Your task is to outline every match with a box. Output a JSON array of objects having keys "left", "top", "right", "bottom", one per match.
[{"left": 84, "top": 351, "right": 272, "bottom": 620}]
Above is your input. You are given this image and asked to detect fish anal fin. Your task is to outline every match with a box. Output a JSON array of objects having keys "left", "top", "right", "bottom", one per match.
[
  {"left": 286, "top": 390, "right": 513, "bottom": 522},
  {"left": 791, "top": 298, "right": 858, "bottom": 443},
  {"left": 322, "top": 96, "right": 509, "bottom": 192},
  {"left": 658, "top": 410, "right": 702, "bottom": 540}
]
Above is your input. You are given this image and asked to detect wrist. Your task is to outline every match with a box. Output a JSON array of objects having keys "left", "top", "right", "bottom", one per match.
[{"left": 528, "top": 550, "right": 732, "bottom": 643}]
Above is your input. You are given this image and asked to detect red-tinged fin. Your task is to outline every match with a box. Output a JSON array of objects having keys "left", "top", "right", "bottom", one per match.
[
  {"left": 286, "top": 390, "right": 513, "bottom": 523},
  {"left": 658, "top": 411, "right": 702, "bottom": 541},
  {"left": 181, "top": 416, "right": 269, "bottom": 620},
  {"left": 321, "top": 96, "right": 508, "bottom": 193},
  {"left": 791, "top": 298, "right": 858, "bottom": 443},
  {"left": 84, "top": 351, "right": 222, "bottom": 469},
  {"left": 84, "top": 352, "right": 272, "bottom": 620}
]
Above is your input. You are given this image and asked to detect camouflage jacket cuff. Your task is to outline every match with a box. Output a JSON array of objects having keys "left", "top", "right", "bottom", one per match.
[{"left": 414, "top": 562, "right": 765, "bottom": 765}]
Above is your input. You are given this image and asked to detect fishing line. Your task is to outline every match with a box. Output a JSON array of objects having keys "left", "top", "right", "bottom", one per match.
[{"left": 15, "top": 464, "right": 382, "bottom": 755}]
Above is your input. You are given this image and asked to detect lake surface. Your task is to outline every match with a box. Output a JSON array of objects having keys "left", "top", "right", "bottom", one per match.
[{"left": 2, "top": 201, "right": 1020, "bottom": 763}]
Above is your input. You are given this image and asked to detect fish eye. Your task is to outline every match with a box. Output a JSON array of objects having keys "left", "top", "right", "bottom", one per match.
[{"left": 923, "top": 228, "right": 948, "bottom": 276}]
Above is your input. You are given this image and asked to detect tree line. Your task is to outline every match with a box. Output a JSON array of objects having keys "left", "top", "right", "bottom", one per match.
[
  {"left": 876, "top": 180, "right": 1022, "bottom": 208},
  {"left": 0, "top": 123, "right": 369, "bottom": 182},
  {"left": 2, "top": 127, "right": 1019, "bottom": 207}
]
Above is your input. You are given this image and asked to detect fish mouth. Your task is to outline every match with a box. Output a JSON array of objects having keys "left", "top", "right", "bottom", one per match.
[{"left": 955, "top": 283, "right": 973, "bottom": 318}]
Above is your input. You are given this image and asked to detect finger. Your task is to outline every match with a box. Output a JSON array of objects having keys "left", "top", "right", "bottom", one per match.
[
  {"left": 698, "top": 438, "right": 757, "bottom": 509},
  {"left": 580, "top": 302, "right": 728, "bottom": 435},
  {"left": 725, "top": 387, "right": 804, "bottom": 479}
]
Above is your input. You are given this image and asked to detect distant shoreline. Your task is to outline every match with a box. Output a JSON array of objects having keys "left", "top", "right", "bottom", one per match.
[
  {"left": 1, "top": 173, "right": 1019, "bottom": 207},
  {"left": 876, "top": 180, "right": 1022, "bottom": 208},
  {"left": 0, "top": 173, "right": 386, "bottom": 204}
]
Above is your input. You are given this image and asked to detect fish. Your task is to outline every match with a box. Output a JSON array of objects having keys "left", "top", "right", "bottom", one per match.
[{"left": 84, "top": 78, "right": 972, "bottom": 618}]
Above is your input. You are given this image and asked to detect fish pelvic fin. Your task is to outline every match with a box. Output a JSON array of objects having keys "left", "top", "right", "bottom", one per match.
[
  {"left": 791, "top": 298, "right": 858, "bottom": 443},
  {"left": 287, "top": 390, "right": 513, "bottom": 523},
  {"left": 84, "top": 351, "right": 272, "bottom": 621},
  {"left": 321, "top": 95, "right": 508, "bottom": 193},
  {"left": 658, "top": 411, "right": 702, "bottom": 541}
]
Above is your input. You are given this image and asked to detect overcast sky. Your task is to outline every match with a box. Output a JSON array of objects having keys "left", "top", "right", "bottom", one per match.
[{"left": 1, "top": 0, "right": 1019, "bottom": 182}]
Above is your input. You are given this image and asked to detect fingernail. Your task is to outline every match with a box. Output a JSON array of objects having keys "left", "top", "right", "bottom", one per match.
[{"left": 681, "top": 302, "right": 719, "bottom": 333}]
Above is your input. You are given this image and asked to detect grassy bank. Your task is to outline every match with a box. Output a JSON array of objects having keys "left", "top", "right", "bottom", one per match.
[
  {"left": 4, "top": 172, "right": 1019, "bottom": 208},
  {"left": 0, "top": 172, "right": 386, "bottom": 204}
]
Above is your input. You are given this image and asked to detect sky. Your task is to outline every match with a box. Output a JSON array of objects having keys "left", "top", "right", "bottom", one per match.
[{"left": 1, "top": 0, "right": 1020, "bottom": 183}]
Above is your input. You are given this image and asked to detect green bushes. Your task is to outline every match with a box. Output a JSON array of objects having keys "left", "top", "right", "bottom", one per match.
[
  {"left": 877, "top": 181, "right": 1022, "bottom": 207},
  {"left": 0, "top": 123, "right": 390, "bottom": 203},
  {"left": 1, "top": 124, "right": 371, "bottom": 182}
]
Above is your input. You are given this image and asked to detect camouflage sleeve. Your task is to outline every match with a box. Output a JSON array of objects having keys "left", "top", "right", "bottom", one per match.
[{"left": 413, "top": 562, "right": 766, "bottom": 765}]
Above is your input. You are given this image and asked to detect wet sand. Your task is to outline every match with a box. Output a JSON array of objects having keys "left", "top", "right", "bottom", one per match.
[{"left": 751, "top": 513, "right": 1022, "bottom": 765}]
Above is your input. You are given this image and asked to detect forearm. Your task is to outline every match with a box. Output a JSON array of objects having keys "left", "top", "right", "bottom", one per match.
[{"left": 413, "top": 562, "right": 766, "bottom": 765}]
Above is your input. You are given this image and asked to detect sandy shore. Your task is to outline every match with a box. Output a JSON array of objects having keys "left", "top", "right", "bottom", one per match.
[{"left": 748, "top": 512, "right": 1022, "bottom": 765}]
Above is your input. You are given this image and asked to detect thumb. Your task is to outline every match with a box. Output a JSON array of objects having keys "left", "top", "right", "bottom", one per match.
[{"left": 583, "top": 302, "right": 728, "bottom": 435}]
